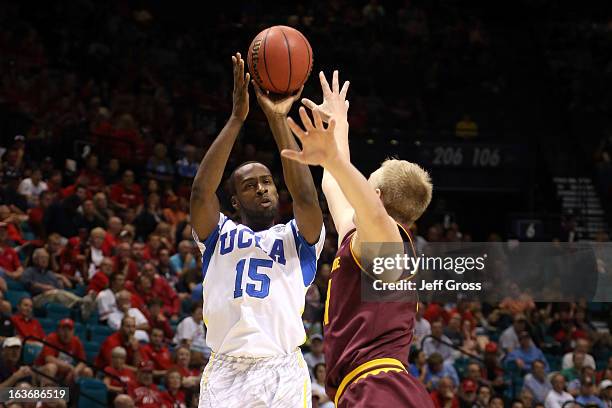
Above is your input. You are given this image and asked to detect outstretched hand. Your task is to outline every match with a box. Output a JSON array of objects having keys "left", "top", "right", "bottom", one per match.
[
  {"left": 282, "top": 107, "right": 338, "bottom": 167},
  {"left": 252, "top": 81, "right": 304, "bottom": 119},
  {"left": 301, "top": 70, "right": 349, "bottom": 123},
  {"left": 231, "top": 52, "right": 250, "bottom": 122}
]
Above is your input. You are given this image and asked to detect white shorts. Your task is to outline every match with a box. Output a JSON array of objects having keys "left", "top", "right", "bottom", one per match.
[{"left": 198, "top": 349, "right": 311, "bottom": 408}]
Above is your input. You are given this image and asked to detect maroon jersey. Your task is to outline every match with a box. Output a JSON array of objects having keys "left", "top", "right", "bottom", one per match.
[{"left": 323, "top": 226, "right": 417, "bottom": 401}]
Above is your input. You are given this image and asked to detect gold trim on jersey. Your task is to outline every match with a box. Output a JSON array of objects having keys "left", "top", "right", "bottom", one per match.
[{"left": 334, "top": 357, "right": 407, "bottom": 406}]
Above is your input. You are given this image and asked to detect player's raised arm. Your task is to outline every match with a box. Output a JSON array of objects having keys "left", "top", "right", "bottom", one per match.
[
  {"left": 283, "top": 108, "right": 404, "bottom": 282},
  {"left": 253, "top": 82, "right": 323, "bottom": 245},
  {"left": 303, "top": 71, "right": 354, "bottom": 244},
  {"left": 190, "top": 52, "right": 250, "bottom": 240}
]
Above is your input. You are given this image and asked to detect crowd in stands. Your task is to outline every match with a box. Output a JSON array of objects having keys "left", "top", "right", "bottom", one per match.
[{"left": 1, "top": 1, "right": 612, "bottom": 407}]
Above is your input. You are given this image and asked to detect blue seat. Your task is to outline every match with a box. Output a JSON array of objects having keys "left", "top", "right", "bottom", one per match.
[
  {"left": 22, "top": 342, "right": 43, "bottom": 365},
  {"left": 77, "top": 378, "right": 107, "bottom": 408},
  {"left": 74, "top": 322, "right": 87, "bottom": 340},
  {"left": 88, "top": 324, "right": 114, "bottom": 343},
  {"left": 84, "top": 341, "right": 101, "bottom": 363},
  {"left": 6, "top": 290, "right": 30, "bottom": 309},
  {"left": 5, "top": 278, "right": 25, "bottom": 291},
  {"left": 45, "top": 302, "right": 71, "bottom": 320},
  {"left": 38, "top": 317, "right": 55, "bottom": 335}
]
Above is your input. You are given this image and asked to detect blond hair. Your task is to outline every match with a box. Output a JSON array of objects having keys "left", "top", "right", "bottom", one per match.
[{"left": 368, "top": 159, "right": 432, "bottom": 225}]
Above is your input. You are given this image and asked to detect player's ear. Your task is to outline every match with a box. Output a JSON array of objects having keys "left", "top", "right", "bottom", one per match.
[
  {"left": 375, "top": 188, "right": 382, "bottom": 199},
  {"left": 231, "top": 195, "right": 240, "bottom": 210}
]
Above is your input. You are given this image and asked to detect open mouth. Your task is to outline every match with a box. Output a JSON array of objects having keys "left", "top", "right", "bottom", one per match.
[{"left": 259, "top": 197, "right": 272, "bottom": 207}]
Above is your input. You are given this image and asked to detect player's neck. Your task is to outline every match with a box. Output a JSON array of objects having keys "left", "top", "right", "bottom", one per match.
[{"left": 242, "top": 216, "right": 274, "bottom": 232}]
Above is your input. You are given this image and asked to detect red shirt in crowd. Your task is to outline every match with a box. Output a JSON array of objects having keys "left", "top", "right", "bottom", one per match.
[
  {"left": 102, "top": 232, "right": 118, "bottom": 255},
  {"left": 87, "top": 271, "right": 109, "bottom": 294},
  {"left": 139, "top": 344, "right": 173, "bottom": 371},
  {"left": 11, "top": 313, "right": 45, "bottom": 340},
  {"left": 173, "top": 365, "right": 199, "bottom": 378},
  {"left": 110, "top": 183, "right": 143, "bottom": 209},
  {"left": 35, "top": 332, "right": 86, "bottom": 366},
  {"left": 430, "top": 391, "right": 460, "bottom": 408},
  {"left": 0, "top": 244, "right": 21, "bottom": 272},
  {"left": 114, "top": 256, "right": 139, "bottom": 282},
  {"left": 150, "top": 315, "right": 174, "bottom": 341},
  {"left": 160, "top": 389, "right": 186, "bottom": 408},
  {"left": 130, "top": 383, "right": 165, "bottom": 408},
  {"left": 96, "top": 332, "right": 139, "bottom": 368},
  {"left": 104, "top": 366, "right": 138, "bottom": 392}
]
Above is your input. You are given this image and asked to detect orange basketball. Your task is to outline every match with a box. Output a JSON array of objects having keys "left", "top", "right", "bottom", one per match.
[{"left": 247, "top": 25, "right": 313, "bottom": 95}]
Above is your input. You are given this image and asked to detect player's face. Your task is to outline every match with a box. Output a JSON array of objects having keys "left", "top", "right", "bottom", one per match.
[{"left": 232, "top": 163, "right": 279, "bottom": 227}]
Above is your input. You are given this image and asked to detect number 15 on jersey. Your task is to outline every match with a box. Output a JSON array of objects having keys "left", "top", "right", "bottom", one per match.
[{"left": 234, "top": 258, "right": 272, "bottom": 299}]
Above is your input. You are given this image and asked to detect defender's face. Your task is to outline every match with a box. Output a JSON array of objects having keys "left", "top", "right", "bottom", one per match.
[{"left": 232, "top": 163, "right": 279, "bottom": 220}]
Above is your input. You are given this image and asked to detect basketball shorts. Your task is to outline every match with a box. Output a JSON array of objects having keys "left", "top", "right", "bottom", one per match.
[{"left": 198, "top": 349, "right": 311, "bottom": 408}]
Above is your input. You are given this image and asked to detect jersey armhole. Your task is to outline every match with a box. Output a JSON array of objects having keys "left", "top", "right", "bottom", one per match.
[
  {"left": 290, "top": 220, "right": 318, "bottom": 287},
  {"left": 193, "top": 214, "right": 228, "bottom": 281}
]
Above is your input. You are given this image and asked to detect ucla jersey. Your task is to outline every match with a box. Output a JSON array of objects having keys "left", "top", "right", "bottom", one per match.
[{"left": 193, "top": 213, "right": 325, "bottom": 358}]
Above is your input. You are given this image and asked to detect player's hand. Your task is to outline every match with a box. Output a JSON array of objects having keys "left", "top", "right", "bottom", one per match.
[
  {"left": 252, "top": 81, "right": 303, "bottom": 119},
  {"left": 302, "top": 70, "right": 349, "bottom": 123},
  {"left": 231, "top": 52, "right": 250, "bottom": 122},
  {"left": 282, "top": 107, "right": 337, "bottom": 167}
]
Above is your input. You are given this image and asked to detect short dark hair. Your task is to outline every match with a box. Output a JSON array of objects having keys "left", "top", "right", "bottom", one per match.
[{"left": 227, "top": 161, "right": 263, "bottom": 195}]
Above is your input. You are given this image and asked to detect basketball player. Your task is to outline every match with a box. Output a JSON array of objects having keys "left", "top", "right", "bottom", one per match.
[
  {"left": 190, "top": 53, "right": 324, "bottom": 407},
  {"left": 283, "top": 71, "right": 434, "bottom": 407}
]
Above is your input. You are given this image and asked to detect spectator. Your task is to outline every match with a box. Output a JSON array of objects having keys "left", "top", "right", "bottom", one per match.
[
  {"left": 428, "top": 352, "right": 460, "bottom": 388},
  {"left": 518, "top": 388, "right": 534, "bottom": 408},
  {"left": 107, "top": 291, "right": 150, "bottom": 343},
  {"left": 97, "top": 272, "right": 127, "bottom": 321},
  {"left": 145, "top": 143, "right": 174, "bottom": 184},
  {"left": 414, "top": 302, "right": 432, "bottom": 347},
  {"left": 134, "top": 194, "right": 164, "bottom": 241},
  {"left": 0, "top": 337, "right": 32, "bottom": 388},
  {"left": 10, "top": 297, "right": 45, "bottom": 342},
  {"left": 96, "top": 316, "right": 141, "bottom": 371},
  {"left": 499, "top": 314, "right": 527, "bottom": 353},
  {"left": 561, "top": 350, "right": 586, "bottom": 382},
  {"left": 523, "top": 359, "right": 552, "bottom": 404},
  {"left": 130, "top": 360, "right": 165, "bottom": 408},
  {"left": 561, "top": 338, "right": 596, "bottom": 370},
  {"left": 18, "top": 168, "right": 47, "bottom": 207},
  {"left": 464, "top": 362, "right": 485, "bottom": 387},
  {"left": 506, "top": 331, "right": 549, "bottom": 372},
  {"left": 458, "top": 379, "right": 478, "bottom": 407},
  {"left": 104, "top": 346, "right": 138, "bottom": 395},
  {"left": 76, "top": 154, "right": 105, "bottom": 194},
  {"left": 430, "top": 376, "right": 459, "bottom": 408},
  {"left": 87, "top": 257, "right": 114, "bottom": 295},
  {"left": 114, "top": 394, "right": 135, "bottom": 408},
  {"left": 423, "top": 320, "right": 455, "bottom": 363},
  {"left": 93, "top": 192, "right": 113, "bottom": 221},
  {"left": 172, "top": 346, "right": 199, "bottom": 388},
  {"left": 544, "top": 373, "right": 574, "bottom": 408},
  {"left": 303, "top": 334, "right": 325, "bottom": 375},
  {"left": 140, "top": 327, "right": 173, "bottom": 377},
  {"left": 140, "top": 262, "right": 179, "bottom": 318},
  {"left": 169, "top": 240, "right": 196, "bottom": 281},
  {"left": 147, "top": 299, "right": 173, "bottom": 341},
  {"left": 488, "top": 396, "right": 505, "bottom": 408},
  {"left": 160, "top": 369, "right": 187, "bottom": 408},
  {"left": 311, "top": 363, "right": 333, "bottom": 408},
  {"left": 475, "top": 385, "right": 492, "bottom": 407},
  {"left": 102, "top": 216, "right": 123, "bottom": 254},
  {"left": 21, "top": 248, "right": 96, "bottom": 318},
  {"left": 574, "top": 378, "right": 605, "bottom": 408},
  {"left": 482, "top": 342, "right": 505, "bottom": 395},
  {"left": 600, "top": 380, "right": 612, "bottom": 407},
  {"left": 175, "top": 145, "right": 199, "bottom": 181},
  {"left": 409, "top": 348, "right": 431, "bottom": 387},
  {"left": 112, "top": 242, "right": 139, "bottom": 281},
  {"left": 110, "top": 170, "right": 143, "bottom": 212},
  {"left": 173, "top": 303, "right": 208, "bottom": 360},
  {"left": 35, "top": 318, "right": 92, "bottom": 382},
  {"left": 444, "top": 313, "right": 463, "bottom": 348},
  {"left": 75, "top": 199, "right": 106, "bottom": 232},
  {"left": 0, "top": 222, "right": 24, "bottom": 280}
]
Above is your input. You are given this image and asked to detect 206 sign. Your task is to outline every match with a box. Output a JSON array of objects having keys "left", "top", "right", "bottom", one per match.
[{"left": 432, "top": 146, "right": 501, "bottom": 168}]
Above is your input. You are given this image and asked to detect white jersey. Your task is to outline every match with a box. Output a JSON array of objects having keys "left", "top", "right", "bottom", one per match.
[{"left": 193, "top": 213, "right": 324, "bottom": 357}]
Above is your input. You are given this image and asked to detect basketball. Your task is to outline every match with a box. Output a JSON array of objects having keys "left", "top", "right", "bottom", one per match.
[{"left": 247, "top": 25, "right": 313, "bottom": 95}]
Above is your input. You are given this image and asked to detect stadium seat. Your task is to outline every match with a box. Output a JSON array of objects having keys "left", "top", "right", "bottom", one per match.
[
  {"left": 45, "top": 302, "right": 71, "bottom": 320},
  {"left": 74, "top": 322, "right": 87, "bottom": 340},
  {"left": 38, "top": 317, "right": 56, "bottom": 335},
  {"left": 6, "top": 290, "right": 30, "bottom": 309},
  {"left": 76, "top": 378, "right": 107, "bottom": 408},
  {"left": 22, "top": 342, "right": 43, "bottom": 365},
  {"left": 88, "top": 324, "right": 113, "bottom": 343},
  {"left": 84, "top": 341, "right": 101, "bottom": 363},
  {"left": 5, "top": 278, "right": 25, "bottom": 291}
]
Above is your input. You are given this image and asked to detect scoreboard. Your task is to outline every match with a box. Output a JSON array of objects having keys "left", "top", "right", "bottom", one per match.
[{"left": 353, "top": 139, "right": 533, "bottom": 192}]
